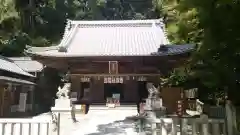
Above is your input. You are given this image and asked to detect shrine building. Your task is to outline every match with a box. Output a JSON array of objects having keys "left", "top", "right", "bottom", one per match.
[{"left": 26, "top": 19, "right": 194, "bottom": 105}]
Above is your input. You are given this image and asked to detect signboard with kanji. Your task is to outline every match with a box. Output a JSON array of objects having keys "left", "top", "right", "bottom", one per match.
[
  {"left": 109, "top": 61, "right": 118, "bottom": 74},
  {"left": 80, "top": 77, "right": 90, "bottom": 82},
  {"left": 104, "top": 77, "right": 123, "bottom": 83}
]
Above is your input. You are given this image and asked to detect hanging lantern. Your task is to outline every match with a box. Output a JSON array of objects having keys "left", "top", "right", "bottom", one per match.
[{"left": 177, "top": 100, "right": 184, "bottom": 117}]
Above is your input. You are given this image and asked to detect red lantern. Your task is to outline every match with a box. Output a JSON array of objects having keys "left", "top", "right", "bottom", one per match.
[{"left": 177, "top": 100, "right": 184, "bottom": 117}]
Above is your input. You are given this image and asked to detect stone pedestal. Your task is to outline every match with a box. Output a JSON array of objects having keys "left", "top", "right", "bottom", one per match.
[
  {"left": 51, "top": 98, "right": 72, "bottom": 114},
  {"left": 51, "top": 98, "right": 84, "bottom": 114},
  {"left": 52, "top": 83, "right": 72, "bottom": 114},
  {"left": 55, "top": 98, "right": 71, "bottom": 108}
]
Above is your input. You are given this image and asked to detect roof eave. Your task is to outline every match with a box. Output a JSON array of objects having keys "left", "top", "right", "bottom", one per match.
[{"left": 25, "top": 50, "right": 194, "bottom": 58}]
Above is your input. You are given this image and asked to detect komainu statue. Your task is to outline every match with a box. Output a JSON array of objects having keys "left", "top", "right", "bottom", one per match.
[
  {"left": 56, "top": 83, "right": 71, "bottom": 99},
  {"left": 146, "top": 83, "right": 159, "bottom": 98}
]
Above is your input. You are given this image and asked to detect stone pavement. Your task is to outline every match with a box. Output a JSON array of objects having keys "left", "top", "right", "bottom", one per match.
[
  {"left": 0, "top": 105, "right": 140, "bottom": 135},
  {"left": 49, "top": 105, "right": 139, "bottom": 135}
]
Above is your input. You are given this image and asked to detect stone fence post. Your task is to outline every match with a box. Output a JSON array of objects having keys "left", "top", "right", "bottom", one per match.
[{"left": 225, "top": 100, "right": 238, "bottom": 135}]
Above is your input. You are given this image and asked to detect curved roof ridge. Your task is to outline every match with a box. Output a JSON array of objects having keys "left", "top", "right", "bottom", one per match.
[
  {"left": 0, "top": 55, "right": 14, "bottom": 63},
  {"left": 58, "top": 24, "right": 78, "bottom": 49},
  {"left": 25, "top": 45, "right": 59, "bottom": 52},
  {"left": 161, "top": 21, "right": 170, "bottom": 44},
  {"left": 8, "top": 57, "right": 32, "bottom": 61},
  {"left": 61, "top": 19, "right": 72, "bottom": 43}
]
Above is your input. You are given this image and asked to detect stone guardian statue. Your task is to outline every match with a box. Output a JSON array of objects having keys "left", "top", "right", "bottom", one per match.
[{"left": 56, "top": 83, "right": 71, "bottom": 99}]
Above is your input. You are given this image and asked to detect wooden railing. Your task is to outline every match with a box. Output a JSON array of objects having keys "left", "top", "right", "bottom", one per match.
[{"left": 0, "top": 118, "right": 52, "bottom": 135}]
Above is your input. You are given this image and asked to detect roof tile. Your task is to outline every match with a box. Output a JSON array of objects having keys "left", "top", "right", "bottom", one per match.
[
  {"left": 0, "top": 56, "right": 34, "bottom": 77},
  {"left": 9, "top": 57, "right": 43, "bottom": 72},
  {"left": 65, "top": 21, "right": 168, "bottom": 56},
  {"left": 26, "top": 19, "right": 170, "bottom": 56}
]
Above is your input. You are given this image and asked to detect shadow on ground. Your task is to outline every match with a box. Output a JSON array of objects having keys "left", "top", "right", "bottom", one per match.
[{"left": 86, "top": 117, "right": 139, "bottom": 135}]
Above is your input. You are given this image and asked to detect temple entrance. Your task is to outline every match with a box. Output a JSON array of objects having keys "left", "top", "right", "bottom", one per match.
[
  {"left": 104, "top": 83, "right": 124, "bottom": 101},
  {"left": 137, "top": 81, "right": 148, "bottom": 101},
  {"left": 80, "top": 82, "right": 90, "bottom": 100}
]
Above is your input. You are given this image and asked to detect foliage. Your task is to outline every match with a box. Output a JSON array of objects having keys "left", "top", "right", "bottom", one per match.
[
  {"left": 0, "top": 0, "right": 18, "bottom": 23},
  {"left": 0, "top": 31, "right": 31, "bottom": 56},
  {"left": 0, "top": 0, "right": 160, "bottom": 56},
  {"left": 159, "top": 0, "right": 240, "bottom": 103},
  {"left": 35, "top": 67, "right": 62, "bottom": 112},
  {"left": 160, "top": 0, "right": 203, "bottom": 45}
]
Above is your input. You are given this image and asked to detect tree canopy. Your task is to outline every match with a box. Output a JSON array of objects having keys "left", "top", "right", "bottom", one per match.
[
  {"left": 0, "top": 0, "right": 160, "bottom": 56},
  {"left": 160, "top": 0, "right": 240, "bottom": 102}
]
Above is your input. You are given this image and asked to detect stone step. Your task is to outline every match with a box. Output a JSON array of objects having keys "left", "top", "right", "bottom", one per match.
[{"left": 89, "top": 105, "right": 137, "bottom": 110}]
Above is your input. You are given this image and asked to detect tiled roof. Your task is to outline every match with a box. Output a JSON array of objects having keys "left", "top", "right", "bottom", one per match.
[
  {"left": 0, "top": 56, "right": 34, "bottom": 77},
  {"left": 151, "top": 44, "right": 195, "bottom": 56},
  {"left": 25, "top": 19, "right": 170, "bottom": 57},
  {"left": 8, "top": 57, "right": 43, "bottom": 72}
]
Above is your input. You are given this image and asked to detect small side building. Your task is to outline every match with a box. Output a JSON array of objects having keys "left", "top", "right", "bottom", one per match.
[{"left": 0, "top": 56, "right": 35, "bottom": 117}]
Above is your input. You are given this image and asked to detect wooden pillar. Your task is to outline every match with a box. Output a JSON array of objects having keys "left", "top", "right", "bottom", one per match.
[
  {"left": 0, "top": 83, "right": 5, "bottom": 117},
  {"left": 18, "top": 85, "right": 27, "bottom": 114},
  {"left": 90, "top": 78, "right": 104, "bottom": 103},
  {"left": 78, "top": 82, "right": 82, "bottom": 100},
  {"left": 70, "top": 77, "right": 80, "bottom": 101},
  {"left": 3, "top": 83, "right": 12, "bottom": 117},
  {"left": 89, "top": 78, "right": 93, "bottom": 104},
  {"left": 124, "top": 79, "right": 138, "bottom": 103},
  {"left": 30, "top": 85, "right": 35, "bottom": 114}
]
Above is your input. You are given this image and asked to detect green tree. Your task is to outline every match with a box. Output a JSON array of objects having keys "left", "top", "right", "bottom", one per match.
[{"left": 159, "top": 0, "right": 240, "bottom": 103}]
